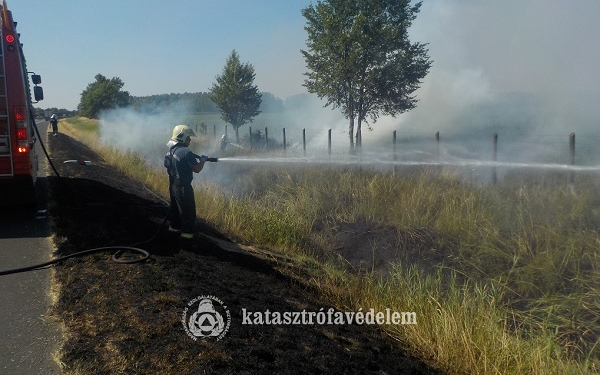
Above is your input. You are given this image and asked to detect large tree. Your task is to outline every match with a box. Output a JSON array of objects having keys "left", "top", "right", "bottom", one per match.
[
  {"left": 302, "top": 0, "right": 431, "bottom": 148},
  {"left": 210, "top": 50, "right": 262, "bottom": 143},
  {"left": 78, "top": 74, "right": 131, "bottom": 118}
]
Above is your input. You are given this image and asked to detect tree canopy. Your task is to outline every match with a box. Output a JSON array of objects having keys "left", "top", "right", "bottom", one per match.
[
  {"left": 130, "top": 92, "right": 218, "bottom": 113},
  {"left": 210, "top": 50, "right": 262, "bottom": 143},
  {"left": 78, "top": 74, "right": 131, "bottom": 118},
  {"left": 302, "top": 0, "right": 432, "bottom": 147}
]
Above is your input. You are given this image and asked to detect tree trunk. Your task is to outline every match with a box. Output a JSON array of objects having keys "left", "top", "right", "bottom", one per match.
[
  {"left": 355, "top": 120, "right": 362, "bottom": 148},
  {"left": 356, "top": 100, "right": 364, "bottom": 148}
]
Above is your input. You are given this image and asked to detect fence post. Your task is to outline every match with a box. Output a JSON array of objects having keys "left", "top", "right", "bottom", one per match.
[
  {"left": 393, "top": 130, "right": 397, "bottom": 175},
  {"left": 492, "top": 133, "right": 498, "bottom": 185},
  {"left": 213, "top": 124, "right": 216, "bottom": 141},
  {"left": 265, "top": 127, "right": 269, "bottom": 148},
  {"left": 435, "top": 131, "right": 440, "bottom": 161},
  {"left": 303, "top": 128, "right": 306, "bottom": 157},
  {"left": 249, "top": 126, "right": 252, "bottom": 149},
  {"left": 328, "top": 129, "right": 332, "bottom": 155},
  {"left": 569, "top": 132, "right": 576, "bottom": 184},
  {"left": 283, "top": 128, "right": 287, "bottom": 152}
]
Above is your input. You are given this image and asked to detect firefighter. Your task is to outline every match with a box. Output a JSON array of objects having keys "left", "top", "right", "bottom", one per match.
[
  {"left": 164, "top": 124, "right": 208, "bottom": 241},
  {"left": 49, "top": 114, "right": 58, "bottom": 136},
  {"left": 220, "top": 134, "right": 229, "bottom": 151}
]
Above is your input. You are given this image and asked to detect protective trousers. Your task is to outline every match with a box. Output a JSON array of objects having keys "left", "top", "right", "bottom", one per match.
[{"left": 168, "top": 180, "right": 196, "bottom": 237}]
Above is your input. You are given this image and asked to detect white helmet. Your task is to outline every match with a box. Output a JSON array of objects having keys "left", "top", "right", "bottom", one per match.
[{"left": 170, "top": 124, "right": 196, "bottom": 143}]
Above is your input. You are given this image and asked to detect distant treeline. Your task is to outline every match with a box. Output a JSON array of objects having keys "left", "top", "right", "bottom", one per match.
[
  {"left": 33, "top": 107, "right": 77, "bottom": 118},
  {"left": 36, "top": 92, "right": 318, "bottom": 118},
  {"left": 129, "top": 91, "right": 290, "bottom": 114}
]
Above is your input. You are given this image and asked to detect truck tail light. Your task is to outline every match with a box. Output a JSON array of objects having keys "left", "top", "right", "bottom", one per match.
[
  {"left": 14, "top": 106, "right": 26, "bottom": 121},
  {"left": 14, "top": 107, "right": 28, "bottom": 153}
]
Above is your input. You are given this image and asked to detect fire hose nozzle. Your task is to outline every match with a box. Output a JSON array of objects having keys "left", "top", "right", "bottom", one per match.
[{"left": 193, "top": 153, "right": 218, "bottom": 163}]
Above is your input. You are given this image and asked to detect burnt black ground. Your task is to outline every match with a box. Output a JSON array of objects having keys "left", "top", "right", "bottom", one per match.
[{"left": 46, "top": 132, "right": 443, "bottom": 374}]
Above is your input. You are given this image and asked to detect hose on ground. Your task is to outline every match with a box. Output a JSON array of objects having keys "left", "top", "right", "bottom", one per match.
[{"left": 0, "top": 113, "right": 170, "bottom": 277}]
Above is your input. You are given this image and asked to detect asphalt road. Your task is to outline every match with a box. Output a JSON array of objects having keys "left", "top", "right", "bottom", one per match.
[{"left": 0, "top": 122, "right": 60, "bottom": 375}]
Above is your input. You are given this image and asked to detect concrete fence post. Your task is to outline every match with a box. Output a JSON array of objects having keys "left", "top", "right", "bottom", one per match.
[
  {"left": 265, "top": 127, "right": 269, "bottom": 148},
  {"left": 435, "top": 131, "right": 440, "bottom": 161},
  {"left": 569, "top": 132, "right": 576, "bottom": 184},
  {"left": 283, "top": 128, "right": 287, "bottom": 152},
  {"left": 492, "top": 133, "right": 498, "bottom": 185},
  {"left": 303, "top": 128, "right": 306, "bottom": 157}
]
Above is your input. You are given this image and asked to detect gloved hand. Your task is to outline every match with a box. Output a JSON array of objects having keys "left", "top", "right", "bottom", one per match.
[{"left": 198, "top": 155, "right": 209, "bottom": 163}]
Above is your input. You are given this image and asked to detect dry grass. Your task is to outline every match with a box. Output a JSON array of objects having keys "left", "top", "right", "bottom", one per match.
[{"left": 58, "top": 117, "right": 599, "bottom": 375}]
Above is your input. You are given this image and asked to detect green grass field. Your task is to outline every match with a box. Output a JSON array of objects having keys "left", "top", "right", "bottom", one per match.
[{"left": 60, "top": 117, "right": 600, "bottom": 374}]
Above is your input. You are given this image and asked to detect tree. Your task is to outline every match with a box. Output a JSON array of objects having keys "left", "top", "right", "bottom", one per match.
[
  {"left": 302, "top": 0, "right": 432, "bottom": 148},
  {"left": 78, "top": 74, "right": 131, "bottom": 118},
  {"left": 210, "top": 50, "right": 262, "bottom": 143}
]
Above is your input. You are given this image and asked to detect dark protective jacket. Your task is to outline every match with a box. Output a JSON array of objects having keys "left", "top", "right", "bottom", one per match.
[{"left": 164, "top": 144, "right": 197, "bottom": 185}]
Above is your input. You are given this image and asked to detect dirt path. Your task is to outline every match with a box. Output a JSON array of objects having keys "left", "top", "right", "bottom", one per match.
[{"left": 47, "top": 133, "right": 442, "bottom": 374}]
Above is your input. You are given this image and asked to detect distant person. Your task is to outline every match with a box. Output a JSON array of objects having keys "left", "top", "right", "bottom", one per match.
[
  {"left": 49, "top": 114, "right": 58, "bottom": 136},
  {"left": 164, "top": 124, "right": 208, "bottom": 241},
  {"left": 220, "top": 134, "right": 229, "bottom": 151}
]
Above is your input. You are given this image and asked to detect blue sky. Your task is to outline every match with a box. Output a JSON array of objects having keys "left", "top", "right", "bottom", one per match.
[
  {"left": 7, "top": 0, "right": 600, "bottom": 117},
  {"left": 9, "top": 0, "right": 311, "bottom": 109}
]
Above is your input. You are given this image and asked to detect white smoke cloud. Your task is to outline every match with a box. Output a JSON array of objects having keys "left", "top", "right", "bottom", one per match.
[
  {"left": 99, "top": 0, "right": 600, "bottom": 172},
  {"left": 400, "top": 0, "right": 600, "bottom": 134},
  {"left": 363, "top": 0, "right": 600, "bottom": 165},
  {"left": 99, "top": 105, "right": 194, "bottom": 167}
]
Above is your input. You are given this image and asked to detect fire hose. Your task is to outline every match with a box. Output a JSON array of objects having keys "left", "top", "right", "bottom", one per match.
[
  {"left": 0, "top": 115, "right": 219, "bottom": 276},
  {"left": 0, "top": 247, "right": 151, "bottom": 276},
  {"left": 0, "top": 116, "right": 155, "bottom": 276}
]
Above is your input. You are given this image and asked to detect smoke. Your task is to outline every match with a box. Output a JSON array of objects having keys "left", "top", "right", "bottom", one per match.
[
  {"left": 98, "top": 0, "right": 600, "bottom": 187},
  {"left": 99, "top": 103, "right": 195, "bottom": 167},
  {"left": 367, "top": 0, "right": 600, "bottom": 165}
]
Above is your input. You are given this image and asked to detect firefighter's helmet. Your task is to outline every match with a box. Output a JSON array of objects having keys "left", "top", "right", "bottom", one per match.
[{"left": 170, "top": 124, "right": 196, "bottom": 143}]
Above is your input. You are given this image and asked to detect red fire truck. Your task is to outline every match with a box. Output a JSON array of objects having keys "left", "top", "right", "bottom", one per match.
[{"left": 0, "top": 0, "right": 44, "bottom": 205}]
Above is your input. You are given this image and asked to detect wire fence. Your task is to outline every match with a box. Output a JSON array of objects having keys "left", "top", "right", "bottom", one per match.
[{"left": 200, "top": 123, "right": 600, "bottom": 185}]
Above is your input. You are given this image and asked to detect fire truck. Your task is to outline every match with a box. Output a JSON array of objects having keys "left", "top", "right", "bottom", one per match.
[{"left": 0, "top": 0, "right": 44, "bottom": 205}]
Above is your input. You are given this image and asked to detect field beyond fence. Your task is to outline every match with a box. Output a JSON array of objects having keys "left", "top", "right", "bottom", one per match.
[{"left": 193, "top": 113, "right": 600, "bottom": 187}]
